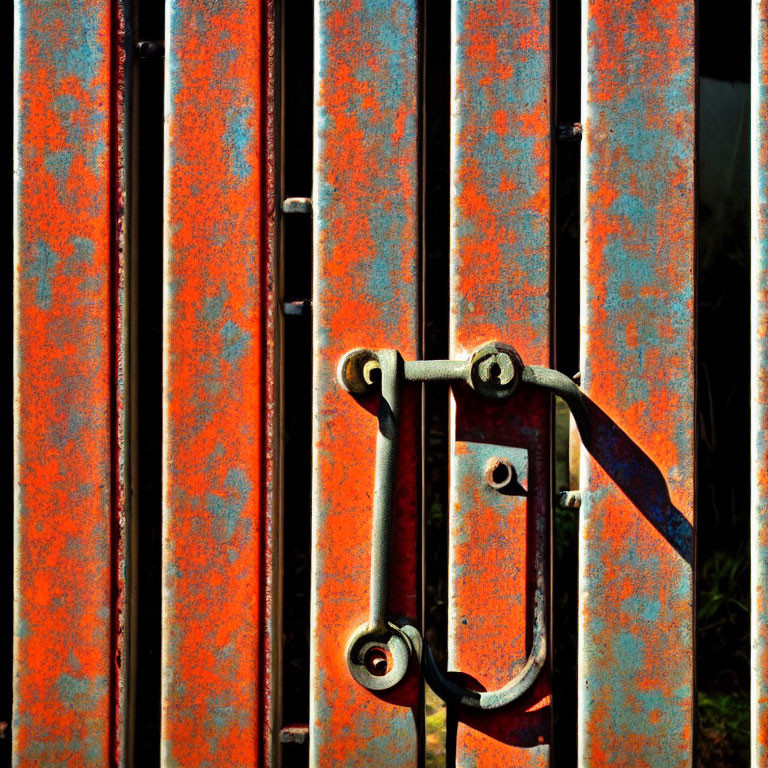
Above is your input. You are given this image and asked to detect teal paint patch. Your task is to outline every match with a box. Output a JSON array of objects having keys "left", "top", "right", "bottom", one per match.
[
  {"left": 57, "top": 673, "right": 91, "bottom": 703},
  {"left": 16, "top": 728, "right": 106, "bottom": 765},
  {"left": 220, "top": 318, "right": 252, "bottom": 363},
  {"left": 66, "top": 404, "right": 90, "bottom": 442},
  {"left": 56, "top": 671, "right": 109, "bottom": 712},
  {"left": 29, "top": 240, "right": 58, "bottom": 310},
  {"left": 16, "top": 618, "right": 31, "bottom": 639},
  {"left": 225, "top": 467, "right": 252, "bottom": 508},
  {"left": 612, "top": 630, "right": 645, "bottom": 670},
  {"left": 314, "top": 0, "right": 419, "bottom": 314},
  {"left": 71, "top": 236, "right": 95, "bottom": 264},
  {"left": 206, "top": 467, "right": 252, "bottom": 542},
  {"left": 53, "top": 92, "right": 79, "bottom": 114},
  {"left": 225, "top": 102, "right": 254, "bottom": 180},
  {"left": 65, "top": 10, "right": 105, "bottom": 89},
  {"left": 44, "top": 92, "right": 108, "bottom": 192},
  {"left": 202, "top": 280, "right": 231, "bottom": 323},
  {"left": 43, "top": 149, "right": 73, "bottom": 182}
]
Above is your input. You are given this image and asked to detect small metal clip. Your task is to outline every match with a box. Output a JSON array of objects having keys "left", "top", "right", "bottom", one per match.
[
  {"left": 557, "top": 122, "right": 583, "bottom": 143},
  {"left": 282, "top": 197, "right": 313, "bottom": 214},
  {"left": 136, "top": 40, "right": 165, "bottom": 59},
  {"left": 279, "top": 726, "right": 309, "bottom": 745},
  {"left": 558, "top": 490, "right": 582, "bottom": 509},
  {"left": 283, "top": 299, "right": 311, "bottom": 317}
]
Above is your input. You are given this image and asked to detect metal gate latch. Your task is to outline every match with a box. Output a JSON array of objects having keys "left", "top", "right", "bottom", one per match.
[{"left": 337, "top": 342, "right": 590, "bottom": 709}]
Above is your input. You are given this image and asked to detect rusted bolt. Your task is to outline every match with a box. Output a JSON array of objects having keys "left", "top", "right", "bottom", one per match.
[
  {"left": 476, "top": 352, "right": 514, "bottom": 387},
  {"left": 364, "top": 646, "right": 389, "bottom": 676},
  {"left": 485, "top": 458, "right": 516, "bottom": 491},
  {"left": 467, "top": 343, "right": 523, "bottom": 399}
]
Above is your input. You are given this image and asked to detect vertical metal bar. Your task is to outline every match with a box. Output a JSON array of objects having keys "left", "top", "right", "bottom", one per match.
[
  {"left": 369, "top": 351, "right": 403, "bottom": 633},
  {"left": 449, "top": 1, "right": 552, "bottom": 764},
  {"left": 579, "top": 1, "right": 695, "bottom": 765},
  {"left": 311, "top": 1, "right": 421, "bottom": 765},
  {"left": 114, "top": 2, "right": 133, "bottom": 765},
  {"left": 752, "top": 1, "right": 768, "bottom": 762},
  {"left": 262, "top": 3, "right": 279, "bottom": 763},
  {"left": 163, "top": 1, "right": 277, "bottom": 765},
  {"left": 14, "top": 0, "right": 130, "bottom": 763}
]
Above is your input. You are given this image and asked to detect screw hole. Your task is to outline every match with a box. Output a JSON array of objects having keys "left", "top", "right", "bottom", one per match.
[
  {"left": 486, "top": 458, "right": 515, "bottom": 490},
  {"left": 492, "top": 463, "right": 509, "bottom": 484},
  {"left": 364, "top": 647, "right": 389, "bottom": 676},
  {"left": 489, "top": 361, "right": 501, "bottom": 379}
]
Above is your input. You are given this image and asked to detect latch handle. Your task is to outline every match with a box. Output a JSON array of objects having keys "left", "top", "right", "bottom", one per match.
[
  {"left": 343, "top": 350, "right": 423, "bottom": 691},
  {"left": 338, "top": 342, "right": 590, "bottom": 708}
]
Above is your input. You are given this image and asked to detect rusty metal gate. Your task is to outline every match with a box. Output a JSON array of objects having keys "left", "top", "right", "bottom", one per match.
[{"left": 7, "top": 0, "right": 767, "bottom": 766}]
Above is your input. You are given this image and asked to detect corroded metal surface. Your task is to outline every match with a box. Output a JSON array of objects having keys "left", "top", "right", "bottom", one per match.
[
  {"left": 262, "top": 2, "right": 278, "bottom": 763},
  {"left": 753, "top": 1, "right": 768, "bottom": 761},
  {"left": 113, "top": 3, "right": 133, "bottom": 765},
  {"left": 311, "top": 1, "right": 421, "bottom": 765},
  {"left": 163, "top": 1, "right": 275, "bottom": 765},
  {"left": 580, "top": 1, "right": 695, "bottom": 764},
  {"left": 449, "top": 1, "right": 552, "bottom": 764},
  {"left": 14, "top": 0, "right": 127, "bottom": 763}
]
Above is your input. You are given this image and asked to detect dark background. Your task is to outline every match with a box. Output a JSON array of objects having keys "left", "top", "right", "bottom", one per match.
[{"left": 0, "top": 1, "right": 754, "bottom": 766}]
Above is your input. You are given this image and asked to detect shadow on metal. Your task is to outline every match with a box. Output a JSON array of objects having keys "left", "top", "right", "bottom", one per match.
[
  {"left": 438, "top": 383, "right": 693, "bottom": 752},
  {"left": 338, "top": 343, "right": 693, "bottom": 756},
  {"left": 579, "top": 396, "right": 693, "bottom": 566}
]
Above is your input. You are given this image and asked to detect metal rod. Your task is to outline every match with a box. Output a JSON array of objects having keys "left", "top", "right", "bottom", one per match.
[
  {"left": 404, "top": 358, "right": 468, "bottom": 383},
  {"left": 369, "top": 350, "right": 403, "bottom": 630},
  {"left": 522, "top": 365, "right": 592, "bottom": 447}
]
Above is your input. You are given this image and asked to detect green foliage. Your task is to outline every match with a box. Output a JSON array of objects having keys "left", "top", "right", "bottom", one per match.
[
  {"left": 424, "top": 686, "right": 446, "bottom": 768},
  {"left": 698, "top": 691, "right": 750, "bottom": 768}
]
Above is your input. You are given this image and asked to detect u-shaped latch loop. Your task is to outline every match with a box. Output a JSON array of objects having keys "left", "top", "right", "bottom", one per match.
[{"left": 337, "top": 342, "right": 591, "bottom": 709}]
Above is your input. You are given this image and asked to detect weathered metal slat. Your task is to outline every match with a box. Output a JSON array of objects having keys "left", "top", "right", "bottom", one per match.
[
  {"left": 114, "top": 3, "right": 133, "bottom": 763},
  {"left": 579, "top": 1, "right": 696, "bottom": 765},
  {"left": 448, "top": 1, "right": 552, "bottom": 765},
  {"left": 14, "top": 0, "right": 131, "bottom": 763},
  {"left": 752, "top": 0, "right": 768, "bottom": 761},
  {"left": 162, "top": 1, "right": 277, "bottom": 766},
  {"left": 311, "top": 1, "right": 421, "bottom": 765}
]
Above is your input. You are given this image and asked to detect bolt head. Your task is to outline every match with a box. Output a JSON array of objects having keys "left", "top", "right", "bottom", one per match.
[
  {"left": 468, "top": 343, "right": 523, "bottom": 399},
  {"left": 476, "top": 352, "right": 514, "bottom": 386}
]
